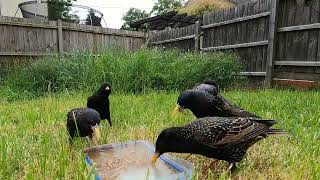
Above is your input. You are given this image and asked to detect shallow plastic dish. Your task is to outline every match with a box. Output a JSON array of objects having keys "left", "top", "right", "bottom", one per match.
[{"left": 85, "top": 140, "right": 193, "bottom": 180}]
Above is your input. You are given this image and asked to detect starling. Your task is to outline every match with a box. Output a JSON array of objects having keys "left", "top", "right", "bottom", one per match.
[
  {"left": 174, "top": 90, "right": 260, "bottom": 118},
  {"left": 66, "top": 108, "right": 101, "bottom": 145},
  {"left": 193, "top": 79, "right": 219, "bottom": 96},
  {"left": 87, "top": 82, "right": 112, "bottom": 126},
  {"left": 152, "top": 117, "right": 287, "bottom": 170}
]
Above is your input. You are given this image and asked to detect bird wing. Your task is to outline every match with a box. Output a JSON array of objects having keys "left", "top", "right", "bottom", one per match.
[
  {"left": 207, "top": 94, "right": 229, "bottom": 115},
  {"left": 187, "top": 117, "right": 232, "bottom": 146},
  {"left": 208, "top": 95, "right": 260, "bottom": 118},
  {"left": 223, "top": 96, "right": 260, "bottom": 118},
  {"left": 190, "top": 117, "right": 271, "bottom": 148},
  {"left": 212, "top": 117, "right": 270, "bottom": 147}
]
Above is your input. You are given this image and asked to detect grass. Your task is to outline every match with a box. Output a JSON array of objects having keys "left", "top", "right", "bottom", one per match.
[
  {"left": 1, "top": 89, "right": 319, "bottom": 179},
  {"left": 0, "top": 48, "right": 240, "bottom": 100}
]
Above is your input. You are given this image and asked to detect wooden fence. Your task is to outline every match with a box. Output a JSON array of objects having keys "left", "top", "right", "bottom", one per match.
[
  {"left": 0, "top": 16, "right": 146, "bottom": 74},
  {"left": 148, "top": 0, "right": 320, "bottom": 87}
]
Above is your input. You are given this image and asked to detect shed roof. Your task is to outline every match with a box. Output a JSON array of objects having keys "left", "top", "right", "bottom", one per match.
[{"left": 130, "top": 11, "right": 199, "bottom": 30}]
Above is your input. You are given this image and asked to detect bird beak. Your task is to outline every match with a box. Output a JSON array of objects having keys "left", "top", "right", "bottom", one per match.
[
  {"left": 105, "top": 86, "right": 110, "bottom": 91},
  {"left": 151, "top": 152, "right": 160, "bottom": 164},
  {"left": 172, "top": 104, "right": 184, "bottom": 117},
  {"left": 172, "top": 105, "right": 184, "bottom": 117},
  {"left": 92, "top": 125, "right": 101, "bottom": 145}
]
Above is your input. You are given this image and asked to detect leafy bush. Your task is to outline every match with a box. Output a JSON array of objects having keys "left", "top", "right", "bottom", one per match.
[{"left": 0, "top": 48, "right": 241, "bottom": 100}]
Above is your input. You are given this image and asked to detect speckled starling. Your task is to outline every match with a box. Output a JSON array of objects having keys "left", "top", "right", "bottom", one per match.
[{"left": 152, "top": 117, "right": 287, "bottom": 170}]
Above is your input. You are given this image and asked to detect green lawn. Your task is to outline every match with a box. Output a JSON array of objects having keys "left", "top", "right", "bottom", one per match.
[{"left": 0, "top": 90, "right": 319, "bottom": 179}]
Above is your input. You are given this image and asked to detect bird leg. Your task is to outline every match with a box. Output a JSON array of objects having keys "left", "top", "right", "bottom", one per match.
[
  {"left": 226, "top": 162, "right": 237, "bottom": 173},
  {"left": 202, "top": 159, "right": 219, "bottom": 172}
]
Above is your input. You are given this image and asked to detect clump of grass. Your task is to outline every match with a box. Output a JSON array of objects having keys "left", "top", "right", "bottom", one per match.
[{"left": 0, "top": 48, "right": 240, "bottom": 100}]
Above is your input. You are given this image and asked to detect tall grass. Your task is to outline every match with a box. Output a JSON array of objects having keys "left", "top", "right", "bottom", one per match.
[{"left": 0, "top": 48, "right": 240, "bottom": 100}]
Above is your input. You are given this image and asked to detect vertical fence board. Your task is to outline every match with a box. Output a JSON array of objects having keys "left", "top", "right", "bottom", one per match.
[{"left": 265, "top": 0, "right": 278, "bottom": 87}]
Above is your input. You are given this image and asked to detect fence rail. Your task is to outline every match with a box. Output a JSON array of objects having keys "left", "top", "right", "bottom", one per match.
[
  {"left": 0, "top": 16, "right": 146, "bottom": 58},
  {"left": 148, "top": 0, "right": 320, "bottom": 86}
]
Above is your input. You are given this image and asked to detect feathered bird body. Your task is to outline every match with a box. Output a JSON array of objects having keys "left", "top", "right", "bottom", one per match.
[
  {"left": 177, "top": 90, "right": 260, "bottom": 118},
  {"left": 87, "top": 82, "right": 112, "bottom": 126},
  {"left": 155, "top": 117, "right": 284, "bottom": 163},
  {"left": 177, "top": 80, "right": 260, "bottom": 118},
  {"left": 66, "top": 108, "right": 101, "bottom": 138}
]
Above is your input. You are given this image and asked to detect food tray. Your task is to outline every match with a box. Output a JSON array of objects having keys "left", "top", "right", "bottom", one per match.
[{"left": 85, "top": 140, "right": 193, "bottom": 180}]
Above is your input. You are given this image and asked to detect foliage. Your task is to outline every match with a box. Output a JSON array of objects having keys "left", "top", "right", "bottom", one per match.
[
  {"left": 151, "top": 0, "right": 184, "bottom": 15},
  {"left": 178, "top": 0, "right": 232, "bottom": 16},
  {"left": 121, "top": 8, "right": 149, "bottom": 30},
  {"left": 0, "top": 48, "right": 240, "bottom": 100},
  {"left": 47, "top": 0, "right": 79, "bottom": 23}
]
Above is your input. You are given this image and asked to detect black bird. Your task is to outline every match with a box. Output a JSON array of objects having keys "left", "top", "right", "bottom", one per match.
[
  {"left": 193, "top": 79, "right": 219, "bottom": 96},
  {"left": 87, "top": 82, "right": 112, "bottom": 126},
  {"left": 174, "top": 90, "right": 260, "bottom": 118},
  {"left": 152, "top": 117, "right": 287, "bottom": 170},
  {"left": 66, "top": 108, "right": 101, "bottom": 145}
]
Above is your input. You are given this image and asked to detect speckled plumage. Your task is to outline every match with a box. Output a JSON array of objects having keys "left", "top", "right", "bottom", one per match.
[
  {"left": 87, "top": 82, "right": 112, "bottom": 126},
  {"left": 155, "top": 117, "right": 285, "bottom": 164}
]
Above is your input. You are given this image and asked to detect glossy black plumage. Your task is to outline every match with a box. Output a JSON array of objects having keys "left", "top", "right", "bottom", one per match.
[
  {"left": 177, "top": 90, "right": 260, "bottom": 118},
  {"left": 154, "top": 117, "right": 286, "bottom": 164},
  {"left": 181, "top": 80, "right": 260, "bottom": 118},
  {"left": 66, "top": 108, "right": 101, "bottom": 139},
  {"left": 193, "top": 80, "right": 219, "bottom": 96},
  {"left": 87, "top": 82, "right": 112, "bottom": 126}
]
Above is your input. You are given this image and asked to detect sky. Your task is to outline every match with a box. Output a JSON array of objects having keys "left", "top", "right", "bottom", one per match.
[{"left": 76, "top": 0, "right": 155, "bottom": 28}]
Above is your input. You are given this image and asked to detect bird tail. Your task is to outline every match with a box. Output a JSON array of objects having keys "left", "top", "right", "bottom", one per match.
[{"left": 266, "top": 128, "right": 289, "bottom": 136}]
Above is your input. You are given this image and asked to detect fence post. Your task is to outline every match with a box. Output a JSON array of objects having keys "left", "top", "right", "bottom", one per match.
[
  {"left": 265, "top": 0, "right": 278, "bottom": 88},
  {"left": 57, "top": 19, "right": 63, "bottom": 56},
  {"left": 194, "top": 21, "right": 201, "bottom": 53},
  {"left": 142, "top": 31, "right": 150, "bottom": 48}
]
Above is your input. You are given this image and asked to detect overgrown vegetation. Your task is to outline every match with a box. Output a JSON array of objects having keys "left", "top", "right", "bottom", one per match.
[
  {"left": 0, "top": 48, "right": 241, "bottom": 100},
  {"left": 178, "top": 0, "right": 232, "bottom": 16},
  {"left": 1, "top": 90, "right": 319, "bottom": 179},
  {"left": 0, "top": 46, "right": 319, "bottom": 179}
]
